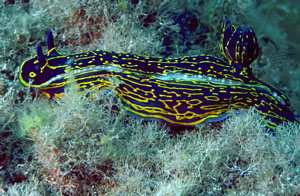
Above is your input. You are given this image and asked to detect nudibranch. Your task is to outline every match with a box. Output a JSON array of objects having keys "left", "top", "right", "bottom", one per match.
[{"left": 19, "top": 17, "right": 299, "bottom": 130}]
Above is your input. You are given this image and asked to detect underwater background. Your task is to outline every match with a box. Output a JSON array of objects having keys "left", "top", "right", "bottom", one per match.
[{"left": 0, "top": 0, "right": 300, "bottom": 195}]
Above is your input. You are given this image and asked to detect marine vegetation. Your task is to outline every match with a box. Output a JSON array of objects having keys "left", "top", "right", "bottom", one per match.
[{"left": 1, "top": 0, "right": 300, "bottom": 195}]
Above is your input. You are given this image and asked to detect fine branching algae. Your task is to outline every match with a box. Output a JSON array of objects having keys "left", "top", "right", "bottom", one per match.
[{"left": 1, "top": 0, "right": 300, "bottom": 195}]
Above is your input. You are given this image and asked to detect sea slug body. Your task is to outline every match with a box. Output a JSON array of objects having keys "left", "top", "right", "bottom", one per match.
[{"left": 19, "top": 18, "right": 299, "bottom": 130}]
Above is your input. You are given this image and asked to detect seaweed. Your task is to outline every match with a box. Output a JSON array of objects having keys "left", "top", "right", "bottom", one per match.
[{"left": 1, "top": 0, "right": 300, "bottom": 195}]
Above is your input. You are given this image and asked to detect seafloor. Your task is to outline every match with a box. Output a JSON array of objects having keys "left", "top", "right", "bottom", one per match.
[{"left": 0, "top": 0, "right": 300, "bottom": 195}]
